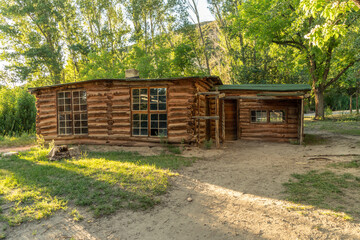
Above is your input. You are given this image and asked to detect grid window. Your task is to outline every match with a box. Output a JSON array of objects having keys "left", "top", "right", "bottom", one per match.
[
  {"left": 131, "top": 87, "right": 167, "bottom": 137},
  {"left": 132, "top": 89, "right": 148, "bottom": 111},
  {"left": 251, "top": 110, "right": 267, "bottom": 123},
  {"left": 57, "top": 90, "right": 88, "bottom": 135},
  {"left": 270, "top": 110, "right": 285, "bottom": 123},
  {"left": 72, "top": 91, "right": 88, "bottom": 134},
  {"left": 58, "top": 91, "right": 72, "bottom": 135},
  {"left": 150, "top": 88, "right": 167, "bottom": 111},
  {"left": 132, "top": 114, "right": 148, "bottom": 136},
  {"left": 150, "top": 114, "right": 167, "bottom": 136}
]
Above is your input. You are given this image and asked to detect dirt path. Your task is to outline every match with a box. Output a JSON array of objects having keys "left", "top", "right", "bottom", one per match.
[
  {"left": 0, "top": 145, "right": 34, "bottom": 153},
  {"left": 6, "top": 133, "right": 360, "bottom": 240}
]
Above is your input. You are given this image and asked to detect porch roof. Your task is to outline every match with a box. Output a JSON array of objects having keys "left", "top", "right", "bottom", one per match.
[{"left": 215, "top": 84, "right": 311, "bottom": 92}]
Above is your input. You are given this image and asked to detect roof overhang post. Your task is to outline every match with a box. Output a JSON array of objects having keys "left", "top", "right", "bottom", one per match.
[
  {"left": 221, "top": 98, "right": 225, "bottom": 143},
  {"left": 299, "top": 97, "right": 304, "bottom": 144},
  {"left": 215, "top": 94, "right": 220, "bottom": 148}
]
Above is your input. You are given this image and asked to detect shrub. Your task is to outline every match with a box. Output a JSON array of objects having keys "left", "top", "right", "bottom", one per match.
[{"left": 0, "top": 87, "right": 36, "bottom": 136}]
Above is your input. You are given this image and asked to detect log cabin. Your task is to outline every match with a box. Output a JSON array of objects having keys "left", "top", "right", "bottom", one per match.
[{"left": 29, "top": 74, "right": 311, "bottom": 147}]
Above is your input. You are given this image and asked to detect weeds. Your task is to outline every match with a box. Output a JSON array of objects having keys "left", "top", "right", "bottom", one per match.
[
  {"left": 303, "top": 134, "right": 328, "bottom": 145},
  {"left": 69, "top": 209, "right": 83, "bottom": 222},
  {"left": 0, "top": 133, "right": 36, "bottom": 148},
  {"left": 203, "top": 139, "right": 213, "bottom": 149},
  {"left": 158, "top": 133, "right": 183, "bottom": 154},
  {"left": 283, "top": 170, "right": 360, "bottom": 219},
  {"left": 328, "top": 159, "right": 360, "bottom": 169}
]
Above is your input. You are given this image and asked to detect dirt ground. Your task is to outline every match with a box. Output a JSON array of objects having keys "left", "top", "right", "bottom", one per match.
[{"left": 3, "top": 130, "right": 360, "bottom": 240}]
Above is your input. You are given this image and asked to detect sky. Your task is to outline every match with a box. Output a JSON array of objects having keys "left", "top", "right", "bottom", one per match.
[
  {"left": 0, "top": 0, "right": 215, "bottom": 73},
  {"left": 193, "top": 0, "right": 215, "bottom": 22}
]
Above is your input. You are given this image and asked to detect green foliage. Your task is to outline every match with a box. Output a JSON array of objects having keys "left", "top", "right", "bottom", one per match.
[
  {"left": 0, "top": 87, "right": 36, "bottom": 136},
  {"left": 324, "top": 106, "right": 333, "bottom": 116},
  {"left": 0, "top": 0, "right": 358, "bottom": 120}
]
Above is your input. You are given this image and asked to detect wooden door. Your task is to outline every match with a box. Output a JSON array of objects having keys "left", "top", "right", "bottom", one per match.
[{"left": 224, "top": 100, "right": 237, "bottom": 140}]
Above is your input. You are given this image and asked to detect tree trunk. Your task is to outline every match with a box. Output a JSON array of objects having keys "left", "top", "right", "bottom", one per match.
[
  {"left": 350, "top": 95, "right": 353, "bottom": 114},
  {"left": 189, "top": 0, "right": 211, "bottom": 75},
  {"left": 314, "top": 87, "right": 325, "bottom": 119}
]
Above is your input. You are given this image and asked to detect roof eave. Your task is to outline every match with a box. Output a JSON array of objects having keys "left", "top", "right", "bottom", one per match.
[{"left": 28, "top": 76, "right": 222, "bottom": 93}]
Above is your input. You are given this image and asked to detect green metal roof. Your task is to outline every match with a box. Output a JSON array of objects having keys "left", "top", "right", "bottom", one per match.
[{"left": 215, "top": 84, "right": 311, "bottom": 92}]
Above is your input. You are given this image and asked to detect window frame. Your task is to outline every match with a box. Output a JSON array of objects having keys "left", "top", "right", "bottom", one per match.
[
  {"left": 131, "top": 87, "right": 168, "bottom": 137},
  {"left": 250, "top": 110, "right": 268, "bottom": 123},
  {"left": 57, "top": 89, "right": 88, "bottom": 136},
  {"left": 269, "top": 110, "right": 286, "bottom": 123},
  {"left": 249, "top": 109, "right": 287, "bottom": 124}
]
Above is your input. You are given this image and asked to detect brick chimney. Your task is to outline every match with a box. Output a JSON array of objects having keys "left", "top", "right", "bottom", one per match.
[{"left": 125, "top": 69, "right": 140, "bottom": 79}]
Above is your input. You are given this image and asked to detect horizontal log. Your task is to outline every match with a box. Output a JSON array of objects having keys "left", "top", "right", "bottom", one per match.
[
  {"left": 168, "top": 92, "right": 193, "bottom": 98},
  {"left": 192, "top": 116, "right": 219, "bottom": 120},
  {"left": 37, "top": 109, "right": 56, "bottom": 115},
  {"left": 240, "top": 123, "right": 298, "bottom": 129},
  {"left": 39, "top": 104, "right": 56, "bottom": 109},
  {"left": 168, "top": 117, "right": 190, "bottom": 123},
  {"left": 112, "top": 105, "right": 130, "bottom": 110},
  {"left": 241, "top": 137, "right": 298, "bottom": 142},
  {"left": 197, "top": 91, "right": 220, "bottom": 96},
  {"left": 38, "top": 93, "right": 56, "bottom": 98},
  {"left": 39, "top": 115, "right": 56, "bottom": 121},
  {"left": 241, "top": 128, "right": 298, "bottom": 134},
  {"left": 241, "top": 132, "right": 298, "bottom": 138},
  {"left": 88, "top": 118, "right": 107, "bottom": 122},
  {"left": 111, "top": 117, "right": 130, "bottom": 122},
  {"left": 37, "top": 99, "right": 56, "bottom": 104}
]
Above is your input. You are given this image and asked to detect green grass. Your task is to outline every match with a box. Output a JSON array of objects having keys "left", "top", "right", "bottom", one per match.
[
  {"left": 0, "top": 133, "right": 36, "bottom": 148},
  {"left": 283, "top": 170, "right": 360, "bottom": 219},
  {"left": 0, "top": 146, "right": 194, "bottom": 226},
  {"left": 328, "top": 158, "right": 360, "bottom": 169},
  {"left": 303, "top": 134, "right": 328, "bottom": 145},
  {"left": 305, "top": 114, "right": 360, "bottom": 136}
]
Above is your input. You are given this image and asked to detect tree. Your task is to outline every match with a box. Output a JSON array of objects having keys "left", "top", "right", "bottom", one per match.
[
  {"left": 0, "top": 0, "right": 65, "bottom": 84},
  {"left": 237, "top": 0, "right": 360, "bottom": 119}
]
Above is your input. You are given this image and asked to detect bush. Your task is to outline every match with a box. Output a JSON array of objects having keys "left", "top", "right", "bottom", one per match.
[
  {"left": 0, "top": 87, "right": 36, "bottom": 136},
  {"left": 324, "top": 106, "right": 333, "bottom": 116}
]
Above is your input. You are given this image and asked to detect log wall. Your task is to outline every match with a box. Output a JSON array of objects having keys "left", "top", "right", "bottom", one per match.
[
  {"left": 193, "top": 79, "right": 216, "bottom": 143},
  {"left": 32, "top": 78, "right": 214, "bottom": 146},
  {"left": 210, "top": 90, "right": 303, "bottom": 143}
]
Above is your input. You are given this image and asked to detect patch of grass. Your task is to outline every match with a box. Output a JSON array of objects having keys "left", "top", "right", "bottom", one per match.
[
  {"left": 303, "top": 134, "right": 328, "bottom": 145},
  {"left": 328, "top": 159, "right": 360, "bottom": 169},
  {"left": 305, "top": 114, "right": 360, "bottom": 136},
  {"left": 166, "top": 145, "right": 182, "bottom": 154},
  {"left": 0, "top": 147, "right": 195, "bottom": 226},
  {"left": 0, "top": 133, "right": 36, "bottom": 148},
  {"left": 203, "top": 139, "right": 213, "bottom": 149},
  {"left": 283, "top": 170, "right": 360, "bottom": 219},
  {"left": 69, "top": 209, "right": 83, "bottom": 222}
]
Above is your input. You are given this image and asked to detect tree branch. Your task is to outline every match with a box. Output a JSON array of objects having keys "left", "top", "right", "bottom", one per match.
[
  {"left": 324, "top": 59, "right": 360, "bottom": 89},
  {"left": 272, "top": 40, "right": 303, "bottom": 51},
  {"left": 322, "top": 38, "right": 335, "bottom": 82}
]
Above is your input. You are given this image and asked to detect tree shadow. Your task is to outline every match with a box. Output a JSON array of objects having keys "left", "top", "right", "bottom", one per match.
[{"left": 0, "top": 153, "right": 165, "bottom": 219}]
